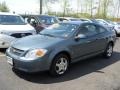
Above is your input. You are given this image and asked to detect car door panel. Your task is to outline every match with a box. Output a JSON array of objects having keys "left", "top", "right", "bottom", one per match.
[
  {"left": 71, "top": 36, "right": 99, "bottom": 60},
  {"left": 71, "top": 23, "right": 107, "bottom": 61}
]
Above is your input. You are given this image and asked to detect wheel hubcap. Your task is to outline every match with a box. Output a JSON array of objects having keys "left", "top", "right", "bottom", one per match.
[
  {"left": 107, "top": 45, "right": 113, "bottom": 57},
  {"left": 55, "top": 57, "right": 68, "bottom": 75}
]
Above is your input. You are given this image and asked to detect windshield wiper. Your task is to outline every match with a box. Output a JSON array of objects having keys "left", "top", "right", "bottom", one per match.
[{"left": 39, "top": 33, "right": 55, "bottom": 37}]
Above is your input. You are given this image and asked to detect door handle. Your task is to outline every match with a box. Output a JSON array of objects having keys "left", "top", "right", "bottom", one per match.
[
  {"left": 86, "top": 39, "right": 97, "bottom": 43},
  {"left": 85, "top": 38, "right": 99, "bottom": 43}
]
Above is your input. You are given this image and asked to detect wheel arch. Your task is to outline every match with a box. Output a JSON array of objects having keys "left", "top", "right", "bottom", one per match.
[
  {"left": 48, "top": 50, "right": 72, "bottom": 69},
  {"left": 108, "top": 41, "right": 114, "bottom": 46},
  {"left": 53, "top": 51, "right": 71, "bottom": 63}
]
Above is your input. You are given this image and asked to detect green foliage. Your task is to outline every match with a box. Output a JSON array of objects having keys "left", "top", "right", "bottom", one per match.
[
  {"left": 0, "top": 1, "right": 9, "bottom": 12},
  {"left": 47, "top": 11, "right": 91, "bottom": 18},
  {"left": 45, "top": 0, "right": 120, "bottom": 20}
]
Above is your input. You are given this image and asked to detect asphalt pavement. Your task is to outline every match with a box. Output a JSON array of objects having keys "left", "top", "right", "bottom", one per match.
[{"left": 0, "top": 38, "right": 120, "bottom": 90}]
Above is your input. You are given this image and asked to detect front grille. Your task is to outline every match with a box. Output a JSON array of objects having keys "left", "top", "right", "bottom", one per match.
[
  {"left": 10, "top": 47, "right": 24, "bottom": 56},
  {"left": 11, "top": 33, "right": 32, "bottom": 38}
]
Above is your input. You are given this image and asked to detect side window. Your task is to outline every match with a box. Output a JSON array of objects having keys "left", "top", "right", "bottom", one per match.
[
  {"left": 78, "top": 24, "right": 98, "bottom": 37},
  {"left": 53, "top": 17, "right": 59, "bottom": 23},
  {"left": 24, "top": 17, "right": 29, "bottom": 23},
  {"left": 99, "top": 27, "right": 107, "bottom": 33},
  {"left": 51, "top": 18, "right": 55, "bottom": 23}
]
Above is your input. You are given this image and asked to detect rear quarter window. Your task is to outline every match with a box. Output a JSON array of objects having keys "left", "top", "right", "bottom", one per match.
[{"left": 99, "top": 27, "right": 107, "bottom": 33}]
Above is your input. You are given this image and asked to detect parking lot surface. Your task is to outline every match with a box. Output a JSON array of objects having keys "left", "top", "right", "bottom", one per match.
[{"left": 0, "top": 38, "right": 120, "bottom": 90}]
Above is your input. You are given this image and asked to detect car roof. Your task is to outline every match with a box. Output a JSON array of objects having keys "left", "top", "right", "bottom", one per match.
[
  {"left": 0, "top": 12, "right": 19, "bottom": 16},
  {"left": 60, "top": 21, "right": 107, "bottom": 28},
  {"left": 37, "top": 15, "right": 57, "bottom": 18},
  {"left": 95, "top": 19, "right": 106, "bottom": 21},
  {"left": 21, "top": 14, "right": 57, "bottom": 18},
  {"left": 60, "top": 21, "right": 92, "bottom": 25},
  {"left": 59, "top": 17, "right": 78, "bottom": 19}
]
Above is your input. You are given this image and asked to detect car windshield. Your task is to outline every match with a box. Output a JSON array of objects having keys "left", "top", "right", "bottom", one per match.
[
  {"left": 0, "top": 15, "right": 26, "bottom": 25},
  {"left": 38, "top": 16, "right": 58, "bottom": 25},
  {"left": 40, "top": 23, "right": 79, "bottom": 38}
]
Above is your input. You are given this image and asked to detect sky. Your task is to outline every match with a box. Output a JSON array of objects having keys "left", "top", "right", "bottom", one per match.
[
  {"left": 0, "top": 0, "right": 39, "bottom": 14},
  {"left": 0, "top": 0, "right": 78, "bottom": 14}
]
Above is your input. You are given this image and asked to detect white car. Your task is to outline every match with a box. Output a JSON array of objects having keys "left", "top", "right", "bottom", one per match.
[
  {"left": 0, "top": 12, "right": 36, "bottom": 48},
  {"left": 103, "top": 20, "right": 120, "bottom": 36},
  {"left": 113, "top": 22, "right": 120, "bottom": 36},
  {"left": 95, "top": 19, "right": 114, "bottom": 31},
  {"left": 96, "top": 19, "right": 113, "bottom": 26}
]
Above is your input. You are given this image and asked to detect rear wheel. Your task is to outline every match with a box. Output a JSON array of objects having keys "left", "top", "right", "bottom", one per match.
[
  {"left": 49, "top": 54, "right": 69, "bottom": 76},
  {"left": 103, "top": 43, "right": 113, "bottom": 58}
]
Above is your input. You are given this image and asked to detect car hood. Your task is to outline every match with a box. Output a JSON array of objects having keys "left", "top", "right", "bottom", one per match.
[
  {"left": 12, "top": 35, "right": 64, "bottom": 51},
  {"left": 0, "top": 24, "right": 34, "bottom": 32}
]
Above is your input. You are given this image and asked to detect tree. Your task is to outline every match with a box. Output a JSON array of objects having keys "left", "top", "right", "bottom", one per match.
[
  {"left": 86, "top": 0, "right": 94, "bottom": 18},
  {"left": 0, "top": 1, "right": 9, "bottom": 12},
  {"left": 108, "top": 0, "right": 116, "bottom": 20},
  {"left": 77, "top": 0, "right": 80, "bottom": 15},
  {"left": 61, "top": 0, "right": 70, "bottom": 17},
  {"left": 42, "top": 0, "right": 120, "bottom": 19},
  {"left": 117, "top": 0, "right": 120, "bottom": 19},
  {"left": 102, "top": 0, "right": 109, "bottom": 18},
  {"left": 95, "top": 0, "right": 112, "bottom": 18},
  {"left": 96, "top": 0, "right": 102, "bottom": 18},
  {"left": 43, "top": 0, "right": 59, "bottom": 14},
  {"left": 85, "top": 0, "right": 89, "bottom": 14},
  {"left": 39, "top": 0, "right": 42, "bottom": 14}
]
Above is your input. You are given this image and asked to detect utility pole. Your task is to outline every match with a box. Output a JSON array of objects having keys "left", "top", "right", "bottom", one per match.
[{"left": 40, "top": 0, "right": 42, "bottom": 14}]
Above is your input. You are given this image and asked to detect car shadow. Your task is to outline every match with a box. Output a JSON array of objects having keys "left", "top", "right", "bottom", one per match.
[{"left": 13, "top": 51, "right": 120, "bottom": 84}]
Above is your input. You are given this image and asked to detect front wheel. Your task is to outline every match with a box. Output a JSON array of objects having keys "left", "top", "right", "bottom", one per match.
[
  {"left": 49, "top": 54, "right": 69, "bottom": 76},
  {"left": 103, "top": 43, "right": 113, "bottom": 58}
]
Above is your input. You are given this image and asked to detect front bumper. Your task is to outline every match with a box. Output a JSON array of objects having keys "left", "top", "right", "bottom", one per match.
[
  {"left": 6, "top": 50, "right": 50, "bottom": 73},
  {"left": 0, "top": 34, "right": 16, "bottom": 48}
]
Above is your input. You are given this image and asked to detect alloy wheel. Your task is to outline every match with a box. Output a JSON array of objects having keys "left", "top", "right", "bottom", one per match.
[{"left": 55, "top": 57, "right": 68, "bottom": 75}]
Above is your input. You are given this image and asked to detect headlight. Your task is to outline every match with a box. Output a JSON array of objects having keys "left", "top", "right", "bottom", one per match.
[
  {"left": 23, "top": 49, "right": 47, "bottom": 60},
  {"left": 29, "top": 29, "right": 36, "bottom": 34}
]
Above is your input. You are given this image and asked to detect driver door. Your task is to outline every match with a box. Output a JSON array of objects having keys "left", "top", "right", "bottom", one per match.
[{"left": 71, "top": 24, "right": 100, "bottom": 61}]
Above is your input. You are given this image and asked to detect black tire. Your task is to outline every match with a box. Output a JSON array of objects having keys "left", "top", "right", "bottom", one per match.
[
  {"left": 115, "top": 31, "right": 118, "bottom": 37},
  {"left": 49, "top": 54, "right": 69, "bottom": 76},
  {"left": 103, "top": 43, "right": 113, "bottom": 58}
]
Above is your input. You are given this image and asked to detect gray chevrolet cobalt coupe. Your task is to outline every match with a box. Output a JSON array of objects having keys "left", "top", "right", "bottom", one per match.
[{"left": 6, "top": 21, "right": 116, "bottom": 76}]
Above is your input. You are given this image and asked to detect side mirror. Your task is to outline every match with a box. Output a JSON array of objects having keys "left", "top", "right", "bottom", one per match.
[{"left": 75, "top": 34, "right": 87, "bottom": 41}]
